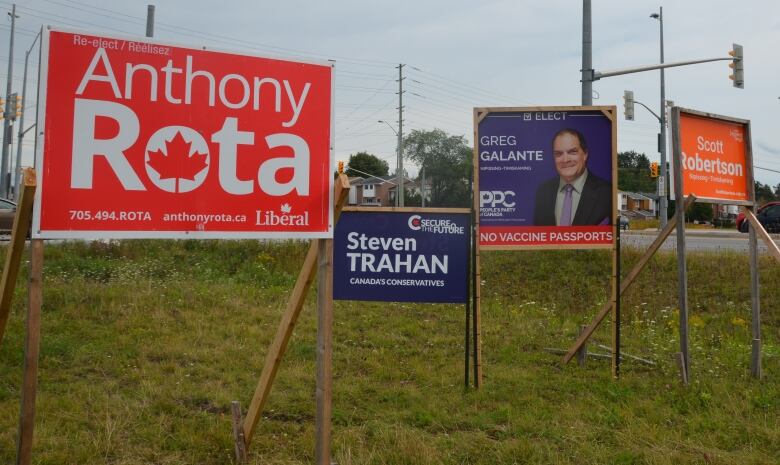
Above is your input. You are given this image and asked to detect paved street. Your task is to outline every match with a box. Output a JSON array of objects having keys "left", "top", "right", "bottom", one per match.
[{"left": 622, "top": 229, "right": 780, "bottom": 253}]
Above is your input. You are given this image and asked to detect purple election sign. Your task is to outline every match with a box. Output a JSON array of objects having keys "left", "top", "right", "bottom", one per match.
[
  {"left": 477, "top": 107, "right": 615, "bottom": 248},
  {"left": 333, "top": 210, "right": 470, "bottom": 303}
]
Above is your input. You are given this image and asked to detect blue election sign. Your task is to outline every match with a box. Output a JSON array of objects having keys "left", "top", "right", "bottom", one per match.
[{"left": 333, "top": 210, "right": 470, "bottom": 303}]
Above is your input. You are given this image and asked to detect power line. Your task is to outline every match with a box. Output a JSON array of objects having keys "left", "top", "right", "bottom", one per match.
[
  {"left": 407, "top": 65, "right": 525, "bottom": 104},
  {"left": 13, "top": 4, "right": 139, "bottom": 35},
  {"left": 754, "top": 164, "right": 780, "bottom": 174}
]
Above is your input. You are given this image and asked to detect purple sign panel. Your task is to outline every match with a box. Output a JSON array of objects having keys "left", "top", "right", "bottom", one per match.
[
  {"left": 476, "top": 107, "right": 616, "bottom": 248},
  {"left": 333, "top": 210, "right": 470, "bottom": 303}
]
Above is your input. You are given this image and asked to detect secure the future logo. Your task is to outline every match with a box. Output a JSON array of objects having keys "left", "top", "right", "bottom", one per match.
[{"left": 408, "top": 215, "right": 465, "bottom": 235}]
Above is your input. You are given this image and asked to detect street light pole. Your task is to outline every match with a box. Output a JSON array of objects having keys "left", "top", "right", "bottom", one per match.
[
  {"left": 2, "top": 4, "right": 19, "bottom": 198},
  {"left": 651, "top": 7, "right": 668, "bottom": 228},
  {"left": 582, "top": 0, "right": 593, "bottom": 105},
  {"left": 15, "top": 29, "right": 41, "bottom": 200}
]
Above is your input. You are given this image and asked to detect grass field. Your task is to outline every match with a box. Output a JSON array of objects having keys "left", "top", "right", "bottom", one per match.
[{"left": 0, "top": 240, "right": 778, "bottom": 464}]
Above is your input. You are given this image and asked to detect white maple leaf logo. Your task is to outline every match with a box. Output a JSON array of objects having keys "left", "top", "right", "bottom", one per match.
[{"left": 280, "top": 203, "right": 292, "bottom": 214}]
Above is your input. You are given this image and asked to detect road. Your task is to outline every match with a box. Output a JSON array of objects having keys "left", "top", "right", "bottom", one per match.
[
  {"left": 0, "top": 230, "right": 774, "bottom": 253},
  {"left": 622, "top": 229, "right": 779, "bottom": 253}
]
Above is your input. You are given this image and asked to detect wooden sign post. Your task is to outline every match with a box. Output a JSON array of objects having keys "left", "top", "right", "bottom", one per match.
[
  {"left": 315, "top": 236, "right": 334, "bottom": 465},
  {"left": 0, "top": 169, "right": 38, "bottom": 465},
  {"left": 233, "top": 175, "right": 350, "bottom": 463},
  {"left": 563, "top": 195, "right": 696, "bottom": 365},
  {"left": 0, "top": 169, "right": 36, "bottom": 347},
  {"left": 16, "top": 239, "right": 43, "bottom": 465}
]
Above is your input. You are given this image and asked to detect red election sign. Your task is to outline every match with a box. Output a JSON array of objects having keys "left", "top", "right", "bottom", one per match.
[{"left": 33, "top": 28, "right": 334, "bottom": 239}]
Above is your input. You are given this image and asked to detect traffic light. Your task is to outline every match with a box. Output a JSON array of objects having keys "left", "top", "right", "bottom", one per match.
[
  {"left": 729, "top": 43, "right": 743, "bottom": 89},
  {"left": 0, "top": 97, "right": 4, "bottom": 120},
  {"left": 337, "top": 160, "right": 345, "bottom": 174},
  {"left": 650, "top": 162, "right": 659, "bottom": 178},
  {"left": 623, "top": 90, "right": 634, "bottom": 121},
  {"left": 8, "top": 93, "right": 21, "bottom": 121}
]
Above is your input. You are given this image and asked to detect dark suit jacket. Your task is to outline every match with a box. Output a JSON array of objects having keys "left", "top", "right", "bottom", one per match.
[{"left": 533, "top": 172, "right": 612, "bottom": 226}]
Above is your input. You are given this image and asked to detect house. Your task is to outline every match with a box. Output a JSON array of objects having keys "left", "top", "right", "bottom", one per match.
[
  {"left": 346, "top": 176, "right": 363, "bottom": 205},
  {"left": 351, "top": 175, "right": 399, "bottom": 206},
  {"left": 712, "top": 204, "right": 739, "bottom": 219},
  {"left": 389, "top": 177, "right": 431, "bottom": 205},
  {"left": 406, "top": 178, "right": 432, "bottom": 204},
  {"left": 618, "top": 191, "right": 658, "bottom": 219}
]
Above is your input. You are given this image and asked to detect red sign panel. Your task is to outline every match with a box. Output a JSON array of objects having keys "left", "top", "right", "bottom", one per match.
[{"left": 33, "top": 29, "right": 334, "bottom": 239}]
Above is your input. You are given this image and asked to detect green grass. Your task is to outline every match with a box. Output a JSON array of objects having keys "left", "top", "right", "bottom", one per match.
[
  {"left": 0, "top": 240, "right": 778, "bottom": 464},
  {"left": 628, "top": 218, "right": 659, "bottom": 230}
]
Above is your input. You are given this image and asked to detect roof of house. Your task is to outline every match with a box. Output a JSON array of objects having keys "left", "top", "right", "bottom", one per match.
[
  {"left": 619, "top": 191, "right": 657, "bottom": 201},
  {"left": 352, "top": 175, "right": 398, "bottom": 186}
]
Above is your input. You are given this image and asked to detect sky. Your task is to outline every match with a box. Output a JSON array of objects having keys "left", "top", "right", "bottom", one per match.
[{"left": 2, "top": 0, "right": 779, "bottom": 187}]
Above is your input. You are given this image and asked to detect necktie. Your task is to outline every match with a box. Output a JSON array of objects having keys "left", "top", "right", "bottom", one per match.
[{"left": 560, "top": 184, "right": 574, "bottom": 226}]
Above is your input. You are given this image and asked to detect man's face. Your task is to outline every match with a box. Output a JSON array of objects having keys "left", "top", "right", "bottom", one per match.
[{"left": 553, "top": 132, "right": 588, "bottom": 183}]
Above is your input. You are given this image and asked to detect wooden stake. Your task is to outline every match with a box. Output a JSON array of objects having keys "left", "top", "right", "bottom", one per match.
[
  {"left": 241, "top": 241, "right": 319, "bottom": 445},
  {"left": 230, "top": 401, "right": 247, "bottom": 464},
  {"left": 15, "top": 239, "right": 43, "bottom": 465},
  {"left": 240, "top": 175, "right": 350, "bottom": 450},
  {"left": 0, "top": 168, "right": 36, "bottom": 347},
  {"left": 562, "top": 195, "right": 696, "bottom": 365},
  {"left": 675, "top": 352, "right": 689, "bottom": 385},
  {"left": 742, "top": 207, "right": 780, "bottom": 263},
  {"left": 576, "top": 325, "right": 588, "bottom": 367},
  {"left": 314, "top": 237, "right": 333, "bottom": 465}
]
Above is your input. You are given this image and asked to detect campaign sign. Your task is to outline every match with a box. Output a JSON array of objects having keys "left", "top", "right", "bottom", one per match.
[
  {"left": 333, "top": 210, "right": 470, "bottom": 303},
  {"left": 671, "top": 108, "right": 753, "bottom": 205},
  {"left": 475, "top": 107, "right": 616, "bottom": 249},
  {"left": 33, "top": 28, "right": 334, "bottom": 239}
]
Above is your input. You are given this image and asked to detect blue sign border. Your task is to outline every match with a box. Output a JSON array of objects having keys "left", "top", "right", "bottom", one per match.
[{"left": 333, "top": 209, "right": 471, "bottom": 304}]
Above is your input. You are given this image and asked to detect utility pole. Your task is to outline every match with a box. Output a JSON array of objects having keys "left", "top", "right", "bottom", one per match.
[
  {"left": 146, "top": 5, "right": 155, "bottom": 37},
  {"left": 652, "top": 7, "right": 669, "bottom": 228},
  {"left": 2, "top": 4, "right": 19, "bottom": 198},
  {"left": 397, "top": 64, "right": 405, "bottom": 207},
  {"left": 14, "top": 29, "right": 40, "bottom": 200},
  {"left": 581, "top": 0, "right": 592, "bottom": 105}
]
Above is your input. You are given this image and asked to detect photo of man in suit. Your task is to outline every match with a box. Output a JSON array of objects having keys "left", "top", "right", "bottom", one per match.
[{"left": 533, "top": 128, "right": 612, "bottom": 226}]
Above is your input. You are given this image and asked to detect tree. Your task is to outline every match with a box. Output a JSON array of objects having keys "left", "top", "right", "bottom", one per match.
[
  {"left": 687, "top": 202, "right": 714, "bottom": 222},
  {"left": 345, "top": 152, "right": 389, "bottom": 178},
  {"left": 668, "top": 199, "right": 714, "bottom": 223},
  {"left": 617, "top": 150, "right": 656, "bottom": 193},
  {"left": 402, "top": 129, "right": 472, "bottom": 207},
  {"left": 755, "top": 181, "right": 775, "bottom": 205}
]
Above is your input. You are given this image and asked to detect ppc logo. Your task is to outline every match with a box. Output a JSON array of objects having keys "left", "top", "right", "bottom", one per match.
[
  {"left": 408, "top": 214, "right": 422, "bottom": 230},
  {"left": 480, "top": 190, "right": 516, "bottom": 208}
]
